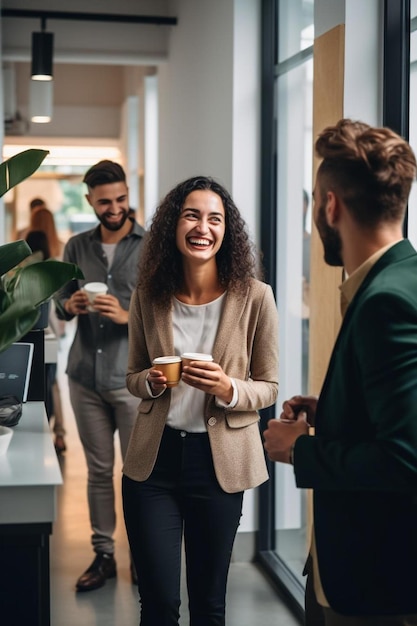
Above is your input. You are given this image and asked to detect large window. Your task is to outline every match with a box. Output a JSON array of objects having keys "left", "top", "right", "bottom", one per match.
[
  {"left": 258, "top": 1, "right": 413, "bottom": 620},
  {"left": 275, "top": 0, "right": 313, "bottom": 595},
  {"left": 258, "top": 1, "right": 313, "bottom": 617}
]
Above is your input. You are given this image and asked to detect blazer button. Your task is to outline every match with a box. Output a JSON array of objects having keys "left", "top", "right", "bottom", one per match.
[{"left": 207, "top": 417, "right": 217, "bottom": 426}]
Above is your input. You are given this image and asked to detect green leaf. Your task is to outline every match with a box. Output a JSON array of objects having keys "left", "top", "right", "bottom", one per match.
[
  {"left": 0, "top": 300, "right": 40, "bottom": 354},
  {"left": 0, "top": 289, "right": 11, "bottom": 314},
  {"left": 0, "top": 149, "right": 49, "bottom": 198},
  {"left": 0, "top": 240, "right": 32, "bottom": 275},
  {"left": 0, "top": 147, "right": 85, "bottom": 354},
  {"left": 11, "top": 260, "right": 84, "bottom": 306}
]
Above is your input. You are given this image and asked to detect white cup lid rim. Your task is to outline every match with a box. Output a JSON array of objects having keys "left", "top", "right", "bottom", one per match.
[
  {"left": 84, "top": 282, "right": 108, "bottom": 291},
  {"left": 181, "top": 352, "right": 213, "bottom": 361},
  {"left": 153, "top": 356, "right": 182, "bottom": 363}
]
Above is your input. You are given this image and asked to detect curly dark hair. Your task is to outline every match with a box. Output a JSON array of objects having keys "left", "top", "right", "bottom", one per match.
[
  {"left": 138, "top": 176, "right": 260, "bottom": 307},
  {"left": 316, "top": 118, "right": 417, "bottom": 227}
]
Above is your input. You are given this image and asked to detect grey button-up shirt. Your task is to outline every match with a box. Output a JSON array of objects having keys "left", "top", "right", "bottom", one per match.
[{"left": 56, "top": 219, "right": 145, "bottom": 391}]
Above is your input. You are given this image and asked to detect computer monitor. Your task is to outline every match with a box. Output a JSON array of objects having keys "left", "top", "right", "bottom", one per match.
[{"left": 0, "top": 342, "right": 34, "bottom": 402}]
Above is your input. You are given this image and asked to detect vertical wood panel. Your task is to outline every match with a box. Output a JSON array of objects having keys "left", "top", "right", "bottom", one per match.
[
  {"left": 309, "top": 24, "right": 345, "bottom": 395},
  {"left": 305, "top": 22, "right": 346, "bottom": 557}
]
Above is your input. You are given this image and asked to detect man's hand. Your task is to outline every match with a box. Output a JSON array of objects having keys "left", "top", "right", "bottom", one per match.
[
  {"left": 263, "top": 412, "right": 309, "bottom": 464},
  {"left": 64, "top": 289, "right": 89, "bottom": 315},
  {"left": 91, "top": 294, "right": 129, "bottom": 324},
  {"left": 280, "top": 395, "right": 318, "bottom": 426}
]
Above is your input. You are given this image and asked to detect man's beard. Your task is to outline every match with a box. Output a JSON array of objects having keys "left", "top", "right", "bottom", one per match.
[
  {"left": 95, "top": 209, "right": 129, "bottom": 232},
  {"left": 315, "top": 202, "right": 343, "bottom": 267}
]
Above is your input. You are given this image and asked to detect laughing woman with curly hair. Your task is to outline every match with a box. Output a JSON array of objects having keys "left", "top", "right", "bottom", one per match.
[{"left": 122, "top": 175, "right": 279, "bottom": 626}]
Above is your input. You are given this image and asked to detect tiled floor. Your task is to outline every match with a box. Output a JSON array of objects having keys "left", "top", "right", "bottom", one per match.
[{"left": 50, "top": 324, "right": 302, "bottom": 625}]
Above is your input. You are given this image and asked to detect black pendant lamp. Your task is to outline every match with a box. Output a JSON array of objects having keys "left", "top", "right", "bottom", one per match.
[{"left": 31, "top": 19, "right": 54, "bottom": 81}]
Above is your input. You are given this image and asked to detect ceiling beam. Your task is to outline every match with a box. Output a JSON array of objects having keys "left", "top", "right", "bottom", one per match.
[{"left": 1, "top": 8, "right": 177, "bottom": 26}]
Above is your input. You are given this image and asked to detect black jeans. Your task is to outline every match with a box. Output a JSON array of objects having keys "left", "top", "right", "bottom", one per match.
[{"left": 122, "top": 425, "right": 243, "bottom": 626}]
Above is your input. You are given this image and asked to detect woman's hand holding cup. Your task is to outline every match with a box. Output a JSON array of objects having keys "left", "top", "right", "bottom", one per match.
[
  {"left": 150, "top": 356, "right": 182, "bottom": 391},
  {"left": 181, "top": 353, "right": 233, "bottom": 404}
]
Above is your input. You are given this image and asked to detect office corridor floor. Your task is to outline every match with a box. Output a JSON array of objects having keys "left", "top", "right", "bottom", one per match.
[{"left": 50, "top": 324, "right": 301, "bottom": 626}]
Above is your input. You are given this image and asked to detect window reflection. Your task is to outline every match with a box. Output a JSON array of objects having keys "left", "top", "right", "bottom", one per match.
[
  {"left": 274, "top": 0, "right": 313, "bottom": 590},
  {"left": 278, "top": 0, "right": 314, "bottom": 61}
]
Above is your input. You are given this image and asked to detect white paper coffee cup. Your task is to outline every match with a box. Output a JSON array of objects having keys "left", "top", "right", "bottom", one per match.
[
  {"left": 83, "top": 282, "right": 108, "bottom": 312},
  {"left": 181, "top": 352, "right": 214, "bottom": 367},
  {"left": 83, "top": 282, "right": 108, "bottom": 303}
]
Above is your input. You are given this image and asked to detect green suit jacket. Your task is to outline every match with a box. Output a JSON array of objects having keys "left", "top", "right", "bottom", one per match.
[{"left": 295, "top": 239, "right": 417, "bottom": 615}]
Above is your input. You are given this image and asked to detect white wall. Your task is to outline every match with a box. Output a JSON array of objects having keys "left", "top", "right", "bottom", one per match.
[
  {"left": 231, "top": 0, "right": 261, "bottom": 244},
  {"left": 158, "top": 0, "right": 234, "bottom": 197},
  {"left": 158, "top": 0, "right": 261, "bottom": 232},
  {"left": 144, "top": 74, "right": 159, "bottom": 226}
]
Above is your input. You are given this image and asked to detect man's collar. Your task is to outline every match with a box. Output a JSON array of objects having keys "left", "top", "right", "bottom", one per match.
[{"left": 339, "top": 240, "right": 401, "bottom": 315}]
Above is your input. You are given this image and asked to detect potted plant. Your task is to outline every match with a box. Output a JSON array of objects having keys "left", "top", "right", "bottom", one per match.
[{"left": 0, "top": 149, "right": 83, "bottom": 353}]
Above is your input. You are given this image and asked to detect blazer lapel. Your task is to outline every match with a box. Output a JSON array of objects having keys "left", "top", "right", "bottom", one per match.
[
  {"left": 152, "top": 301, "right": 175, "bottom": 354},
  {"left": 319, "top": 239, "right": 417, "bottom": 405},
  {"left": 212, "top": 290, "right": 248, "bottom": 364}
]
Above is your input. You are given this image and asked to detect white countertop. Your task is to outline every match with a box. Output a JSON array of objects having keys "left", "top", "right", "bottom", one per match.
[{"left": 0, "top": 401, "right": 63, "bottom": 525}]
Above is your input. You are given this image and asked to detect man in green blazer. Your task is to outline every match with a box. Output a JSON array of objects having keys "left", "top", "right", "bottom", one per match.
[{"left": 264, "top": 118, "right": 417, "bottom": 625}]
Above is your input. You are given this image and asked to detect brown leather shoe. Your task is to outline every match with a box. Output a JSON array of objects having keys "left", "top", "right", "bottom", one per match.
[{"left": 75, "top": 553, "right": 117, "bottom": 592}]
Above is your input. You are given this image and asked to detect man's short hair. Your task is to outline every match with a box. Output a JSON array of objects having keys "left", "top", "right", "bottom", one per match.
[
  {"left": 316, "top": 118, "right": 417, "bottom": 227},
  {"left": 83, "top": 160, "right": 126, "bottom": 189}
]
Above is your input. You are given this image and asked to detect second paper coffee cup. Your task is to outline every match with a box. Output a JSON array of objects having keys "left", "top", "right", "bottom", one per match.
[{"left": 181, "top": 352, "right": 214, "bottom": 367}]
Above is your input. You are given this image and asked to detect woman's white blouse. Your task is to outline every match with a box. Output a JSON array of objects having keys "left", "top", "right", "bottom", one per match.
[{"left": 167, "top": 293, "right": 225, "bottom": 432}]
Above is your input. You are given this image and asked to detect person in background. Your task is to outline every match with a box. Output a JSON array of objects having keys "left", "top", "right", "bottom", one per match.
[
  {"left": 25, "top": 226, "right": 67, "bottom": 455},
  {"left": 263, "top": 118, "right": 417, "bottom": 626},
  {"left": 55, "top": 160, "right": 145, "bottom": 592},
  {"left": 29, "top": 205, "right": 64, "bottom": 260},
  {"left": 29, "top": 205, "right": 66, "bottom": 341},
  {"left": 25, "top": 230, "right": 50, "bottom": 264},
  {"left": 123, "top": 175, "right": 279, "bottom": 625},
  {"left": 15, "top": 196, "right": 47, "bottom": 240}
]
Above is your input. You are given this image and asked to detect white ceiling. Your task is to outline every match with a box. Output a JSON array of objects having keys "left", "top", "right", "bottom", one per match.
[
  {"left": 1, "top": 0, "right": 175, "bottom": 65},
  {"left": 1, "top": 0, "right": 177, "bottom": 138}
]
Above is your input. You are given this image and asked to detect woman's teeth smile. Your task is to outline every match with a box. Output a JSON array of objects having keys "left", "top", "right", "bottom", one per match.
[{"left": 188, "top": 238, "right": 212, "bottom": 248}]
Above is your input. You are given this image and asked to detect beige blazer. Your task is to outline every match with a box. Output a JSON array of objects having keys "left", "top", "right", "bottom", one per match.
[{"left": 123, "top": 278, "right": 279, "bottom": 493}]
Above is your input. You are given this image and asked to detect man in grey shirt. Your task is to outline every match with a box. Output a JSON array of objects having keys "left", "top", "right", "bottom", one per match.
[{"left": 56, "top": 160, "right": 144, "bottom": 592}]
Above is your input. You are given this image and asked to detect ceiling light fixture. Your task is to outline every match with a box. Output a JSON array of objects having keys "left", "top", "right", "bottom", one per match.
[
  {"left": 31, "top": 18, "right": 54, "bottom": 81},
  {"left": 29, "top": 79, "right": 53, "bottom": 123}
]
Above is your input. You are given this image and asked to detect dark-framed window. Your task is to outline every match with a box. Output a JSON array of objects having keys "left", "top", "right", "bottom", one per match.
[{"left": 257, "top": 0, "right": 411, "bottom": 620}]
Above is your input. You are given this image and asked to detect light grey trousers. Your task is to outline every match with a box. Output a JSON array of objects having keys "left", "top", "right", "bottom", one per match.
[{"left": 68, "top": 378, "right": 139, "bottom": 555}]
